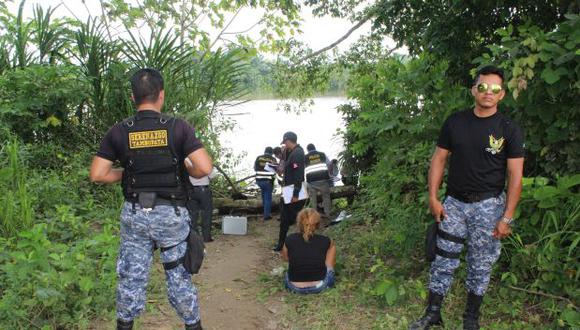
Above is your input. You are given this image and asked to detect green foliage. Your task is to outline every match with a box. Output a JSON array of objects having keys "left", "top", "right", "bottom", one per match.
[
  {"left": 503, "top": 176, "right": 580, "bottom": 297},
  {"left": 0, "top": 138, "right": 33, "bottom": 238},
  {"left": 0, "top": 64, "right": 89, "bottom": 144},
  {"left": 0, "top": 138, "right": 121, "bottom": 329},
  {"left": 476, "top": 14, "right": 580, "bottom": 177},
  {"left": 0, "top": 223, "right": 118, "bottom": 329},
  {"left": 373, "top": 0, "right": 571, "bottom": 84}
]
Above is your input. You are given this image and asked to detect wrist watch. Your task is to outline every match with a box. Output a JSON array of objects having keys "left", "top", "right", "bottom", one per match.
[{"left": 500, "top": 216, "right": 514, "bottom": 225}]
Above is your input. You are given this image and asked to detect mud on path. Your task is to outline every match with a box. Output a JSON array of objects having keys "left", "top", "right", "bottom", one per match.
[{"left": 91, "top": 215, "right": 288, "bottom": 330}]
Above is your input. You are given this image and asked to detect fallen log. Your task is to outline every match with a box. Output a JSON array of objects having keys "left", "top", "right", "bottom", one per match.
[{"left": 213, "top": 185, "right": 356, "bottom": 214}]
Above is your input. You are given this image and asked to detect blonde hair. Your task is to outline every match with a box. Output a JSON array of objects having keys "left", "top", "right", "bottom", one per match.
[{"left": 297, "top": 208, "right": 321, "bottom": 242}]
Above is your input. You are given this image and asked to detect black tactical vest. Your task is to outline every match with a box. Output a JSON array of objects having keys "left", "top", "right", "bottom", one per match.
[
  {"left": 121, "top": 111, "right": 186, "bottom": 202},
  {"left": 305, "top": 150, "right": 330, "bottom": 182}
]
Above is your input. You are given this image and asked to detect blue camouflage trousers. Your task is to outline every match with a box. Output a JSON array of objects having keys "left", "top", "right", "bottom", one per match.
[
  {"left": 117, "top": 202, "right": 200, "bottom": 324},
  {"left": 429, "top": 194, "right": 505, "bottom": 296}
]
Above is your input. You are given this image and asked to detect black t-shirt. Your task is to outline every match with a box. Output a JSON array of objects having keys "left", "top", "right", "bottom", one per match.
[
  {"left": 285, "top": 233, "right": 330, "bottom": 282},
  {"left": 96, "top": 110, "right": 203, "bottom": 165},
  {"left": 437, "top": 109, "right": 524, "bottom": 193}
]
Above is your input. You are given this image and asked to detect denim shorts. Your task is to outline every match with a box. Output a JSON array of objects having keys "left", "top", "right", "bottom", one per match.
[{"left": 284, "top": 268, "right": 335, "bottom": 294}]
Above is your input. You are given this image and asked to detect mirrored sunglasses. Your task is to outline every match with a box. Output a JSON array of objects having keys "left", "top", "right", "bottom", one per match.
[{"left": 476, "top": 82, "right": 503, "bottom": 94}]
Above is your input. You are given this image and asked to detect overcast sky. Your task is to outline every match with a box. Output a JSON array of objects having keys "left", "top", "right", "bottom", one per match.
[{"left": 5, "top": 0, "right": 394, "bottom": 54}]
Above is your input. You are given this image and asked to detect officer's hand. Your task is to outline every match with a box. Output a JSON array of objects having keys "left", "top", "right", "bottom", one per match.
[
  {"left": 493, "top": 221, "right": 511, "bottom": 239},
  {"left": 291, "top": 196, "right": 298, "bottom": 203},
  {"left": 429, "top": 198, "right": 447, "bottom": 223}
]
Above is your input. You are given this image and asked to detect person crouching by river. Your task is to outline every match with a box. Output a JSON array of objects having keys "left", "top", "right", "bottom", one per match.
[{"left": 281, "top": 208, "right": 336, "bottom": 294}]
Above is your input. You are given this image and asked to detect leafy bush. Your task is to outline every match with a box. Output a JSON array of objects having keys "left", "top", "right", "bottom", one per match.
[
  {"left": 0, "top": 139, "right": 120, "bottom": 329},
  {"left": 477, "top": 14, "right": 580, "bottom": 177},
  {"left": 0, "top": 65, "right": 89, "bottom": 145},
  {"left": 0, "top": 223, "right": 118, "bottom": 329}
]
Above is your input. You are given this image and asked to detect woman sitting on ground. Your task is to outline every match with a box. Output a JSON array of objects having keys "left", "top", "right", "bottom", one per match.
[{"left": 281, "top": 208, "right": 336, "bottom": 294}]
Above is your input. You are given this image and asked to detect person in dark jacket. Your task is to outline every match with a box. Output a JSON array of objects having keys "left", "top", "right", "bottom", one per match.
[
  {"left": 254, "top": 147, "right": 277, "bottom": 220},
  {"left": 273, "top": 131, "right": 306, "bottom": 251}
]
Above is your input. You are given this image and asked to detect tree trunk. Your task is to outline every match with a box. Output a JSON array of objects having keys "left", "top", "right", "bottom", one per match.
[{"left": 213, "top": 185, "right": 356, "bottom": 215}]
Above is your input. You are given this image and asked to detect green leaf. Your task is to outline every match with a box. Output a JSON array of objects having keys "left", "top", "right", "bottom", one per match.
[
  {"left": 385, "top": 285, "right": 398, "bottom": 305},
  {"left": 541, "top": 67, "right": 561, "bottom": 84},
  {"left": 373, "top": 280, "right": 390, "bottom": 295},
  {"left": 568, "top": 236, "right": 580, "bottom": 258},
  {"left": 561, "top": 309, "right": 580, "bottom": 327},
  {"left": 557, "top": 174, "right": 580, "bottom": 190},
  {"left": 533, "top": 186, "right": 559, "bottom": 200}
]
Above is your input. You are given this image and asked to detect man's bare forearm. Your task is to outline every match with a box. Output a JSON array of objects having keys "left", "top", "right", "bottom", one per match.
[
  {"left": 503, "top": 171, "right": 522, "bottom": 218},
  {"left": 428, "top": 154, "right": 446, "bottom": 200},
  {"left": 97, "top": 168, "right": 123, "bottom": 184}
]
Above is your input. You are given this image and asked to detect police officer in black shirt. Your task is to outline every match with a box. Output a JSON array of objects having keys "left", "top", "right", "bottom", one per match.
[
  {"left": 410, "top": 65, "right": 524, "bottom": 330},
  {"left": 273, "top": 131, "right": 306, "bottom": 251},
  {"left": 90, "top": 68, "right": 212, "bottom": 330}
]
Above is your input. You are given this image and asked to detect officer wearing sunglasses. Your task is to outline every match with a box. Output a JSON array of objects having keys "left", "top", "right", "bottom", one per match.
[{"left": 410, "top": 65, "right": 525, "bottom": 330}]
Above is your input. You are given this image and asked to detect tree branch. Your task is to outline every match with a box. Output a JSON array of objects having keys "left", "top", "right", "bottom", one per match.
[
  {"left": 296, "top": 13, "right": 372, "bottom": 63},
  {"left": 222, "top": 18, "right": 264, "bottom": 35},
  {"left": 213, "top": 163, "right": 241, "bottom": 196},
  {"left": 507, "top": 285, "right": 578, "bottom": 311},
  {"left": 208, "top": 7, "right": 242, "bottom": 50}
]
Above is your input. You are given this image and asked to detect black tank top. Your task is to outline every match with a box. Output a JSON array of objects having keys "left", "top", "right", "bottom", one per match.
[{"left": 285, "top": 233, "right": 330, "bottom": 282}]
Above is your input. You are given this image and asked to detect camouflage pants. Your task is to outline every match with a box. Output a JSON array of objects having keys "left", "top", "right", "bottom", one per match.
[
  {"left": 117, "top": 202, "right": 200, "bottom": 324},
  {"left": 429, "top": 194, "right": 505, "bottom": 296}
]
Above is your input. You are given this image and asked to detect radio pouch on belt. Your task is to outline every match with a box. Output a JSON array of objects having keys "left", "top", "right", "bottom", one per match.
[
  {"left": 138, "top": 192, "right": 157, "bottom": 209},
  {"left": 425, "top": 222, "right": 438, "bottom": 262}
]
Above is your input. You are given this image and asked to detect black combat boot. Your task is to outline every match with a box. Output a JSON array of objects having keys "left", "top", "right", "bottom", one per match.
[
  {"left": 185, "top": 320, "right": 202, "bottom": 330},
  {"left": 463, "top": 291, "right": 484, "bottom": 330},
  {"left": 408, "top": 291, "right": 445, "bottom": 330},
  {"left": 116, "top": 319, "right": 133, "bottom": 330}
]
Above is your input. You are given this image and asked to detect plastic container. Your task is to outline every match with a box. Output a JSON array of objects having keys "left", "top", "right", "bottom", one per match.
[{"left": 222, "top": 216, "right": 247, "bottom": 235}]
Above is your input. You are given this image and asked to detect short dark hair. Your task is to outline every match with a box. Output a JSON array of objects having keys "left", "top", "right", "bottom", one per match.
[
  {"left": 474, "top": 65, "right": 504, "bottom": 85},
  {"left": 273, "top": 146, "right": 282, "bottom": 156},
  {"left": 306, "top": 143, "right": 315, "bottom": 152},
  {"left": 264, "top": 146, "right": 273, "bottom": 154},
  {"left": 130, "top": 68, "right": 164, "bottom": 105}
]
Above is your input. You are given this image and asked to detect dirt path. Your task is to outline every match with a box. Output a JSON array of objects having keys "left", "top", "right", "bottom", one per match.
[{"left": 92, "top": 215, "right": 287, "bottom": 330}]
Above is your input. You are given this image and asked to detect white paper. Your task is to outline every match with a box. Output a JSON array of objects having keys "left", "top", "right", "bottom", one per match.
[
  {"left": 282, "top": 182, "right": 308, "bottom": 204},
  {"left": 264, "top": 163, "right": 277, "bottom": 173}
]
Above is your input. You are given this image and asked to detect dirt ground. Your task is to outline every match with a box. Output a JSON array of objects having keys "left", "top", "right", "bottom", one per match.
[{"left": 91, "top": 215, "right": 288, "bottom": 330}]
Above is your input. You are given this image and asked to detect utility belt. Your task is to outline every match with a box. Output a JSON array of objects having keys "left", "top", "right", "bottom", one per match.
[
  {"left": 126, "top": 192, "right": 186, "bottom": 215},
  {"left": 447, "top": 189, "right": 502, "bottom": 204}
]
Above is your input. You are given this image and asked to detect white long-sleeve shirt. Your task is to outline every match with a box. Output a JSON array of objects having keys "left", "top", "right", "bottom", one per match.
[{"left": 188, "top": 167, "right": 218, "bottom": 186}]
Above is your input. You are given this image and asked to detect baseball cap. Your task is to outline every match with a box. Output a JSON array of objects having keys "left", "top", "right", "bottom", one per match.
[{"left": 281, "top": 131, "right": 297, "bottom": 144}]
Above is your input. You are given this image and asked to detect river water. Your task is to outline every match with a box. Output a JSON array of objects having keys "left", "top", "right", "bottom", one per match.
[{"left": 220, "top": 97, "right": 348, "bottom": 178}]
